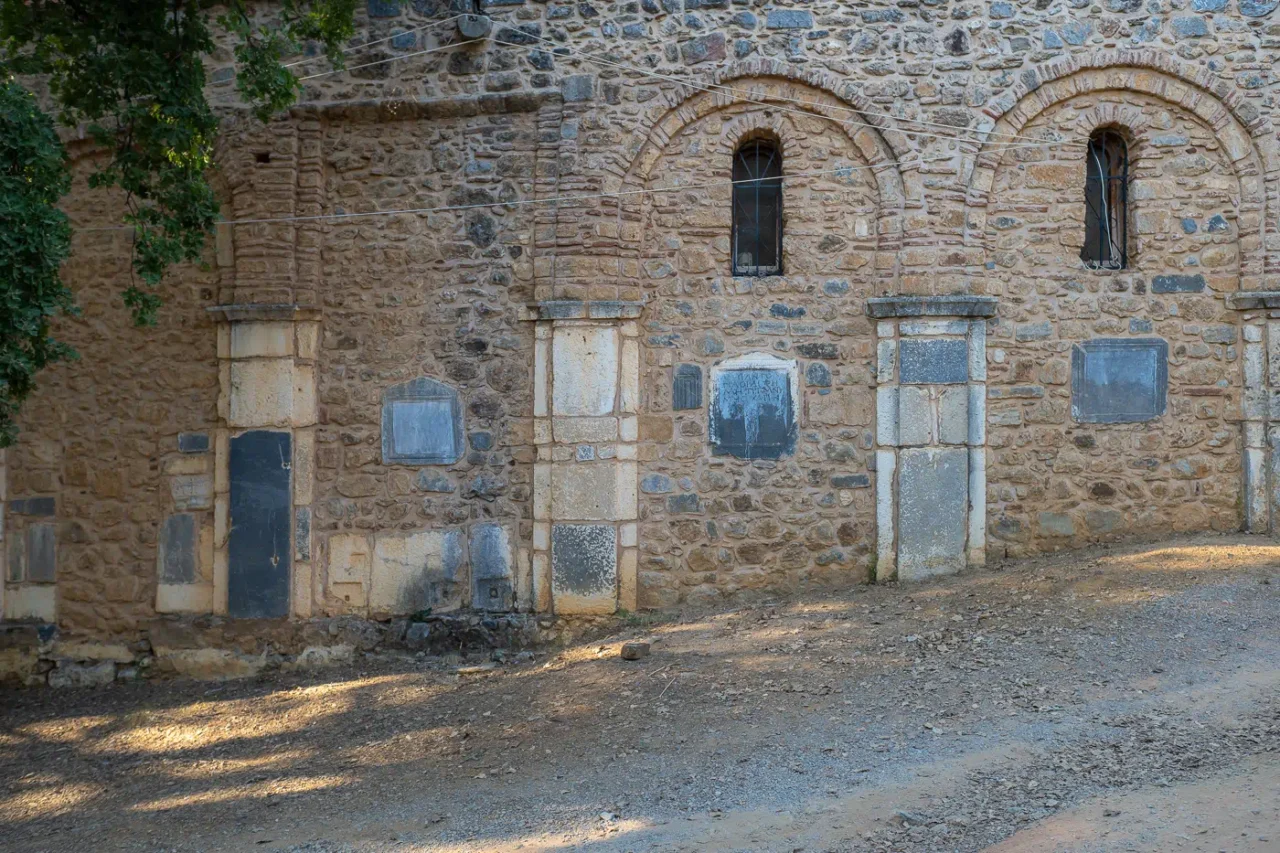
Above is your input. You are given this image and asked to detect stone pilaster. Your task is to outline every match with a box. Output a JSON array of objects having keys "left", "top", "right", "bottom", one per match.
[
  {"left": 208, "top": 304, "right": 320, "bottom": 618},
  {"left": 1226, "top": 292, "right": 1280, "bottom": 534},
  {"left": 869, "top": 296, "right": 997, "bottom": 581},
  {"left": 527, "top": 300, "right": 642, "bottom": 614}
]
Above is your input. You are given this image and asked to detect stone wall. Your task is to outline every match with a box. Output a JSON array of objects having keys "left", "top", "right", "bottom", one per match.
[{"left": 4, "top": 0, "right": 1280, "bottom": 652}]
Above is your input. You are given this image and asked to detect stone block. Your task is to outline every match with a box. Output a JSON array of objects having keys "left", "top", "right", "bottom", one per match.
[
  {"left": 673, "top": 364, "right": 703, "bottom": 410},
  {"left": 170, "top": 475, "right": 212, "bottom": 510},
  {"left": 553, "top": 416, "right": 617, "bottom": 444},
  {"left": 382, "top": 377, "right": 464, "bottom": 465},
  {"left": 8, "top": 497, "right": 54, "bottom": 516},
  {"left": 552, "top": 523, "right": 617, "bottom": 614},
  {"left": 938, "top": 386, "right": 969, "bottom": 445},
  {"left": 766, "top": 9, "right": 813, "bottom": 27},
  {"left": 329, "top": 533, "right": 371, "bottom": 586},
  {"left": 159, "top": 514, "right": 196, "bottom": 584},
  {"left": 370, "top": 529, "right": 464, "bottom": 615},
  {"left": 229, "top": 360, "right": 295, "bottom": 428},
  {"left": 552, "top": 462, "right": 637, "bottom": 520},
  {"left": 680, "top": 32, "right": 726, "bottom": 64},
  {"left": 156, "top": 583, "right": 214, "bottom": 614},
  {"left": 897, "top": 448, "right": 968, "bottom": 581},
  {"left": 710, "top": 357, "right": 797, "bottom": 459},
  {"left": 553, "top": 326, "right": 618, "bottom": 417},
  {"left": 1171, "top": 16, "right": 1209, "bottom": 37},
  {"left": 1015, "top": 321, "right": 1052, "bottom": 342},
  {"left": 178, "top": 432, "right": 210, "bottom": 454},
  {"left": 641, "top": 473, "right": 672, "bottom": 494},
  {"left": 49, "top": 661, "right": 116, "bottom": 689},
  {"left": 876, "top": 386, "right": 898, "bottom": 446},
  {"left": 562, "top": 74, "right": 594, "bottom": 102},
  {"left": 1071, "top": 339, "right": 1168, "bottom": 424},
  {"left": 809, "top": 388, "right": 872, "bottom": 426},
  {"left": 1152, "top": 274, "right": 1205, "bottom": 293},
  {"left": 898, "top": 387, "right": 933, "bottom": 447},
  {"left": 295, "top": 506, "right": 311, "bottom": 562},
  {"left": 470, "top": 523, "right": 514, "bottom": 611},
  {"left": 230, "top": 321, "right": 292, "bottom": 358},
  {"left": 1038, "top": 512, "right": 1075, "bottom": 537},
  {"left": 2, "top": 584, "right": 55, "bottom": 621},
  {"left": 26, "top": 524, "right": 56, "bottom": 583},
  {"left": 899, "top": 339, "right": 968, "bottom": 384}
]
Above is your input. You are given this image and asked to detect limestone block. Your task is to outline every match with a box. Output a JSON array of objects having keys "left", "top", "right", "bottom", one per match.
[
  {"left": 552, "top": 462, "right": 637, "bottom": 521},
  {"left": 329, "top": 533, "right": 372, "bottom": 586},
  {"left": 898, "top": 448, "right": 968, "bottom": 581},
  {"left": 899, "top": 339, "right": 968, "bottom": 384},
  {"left": 170, "top": 475, "right": 212, "bottom": 510},
  {"left": 369, "top": 529, "right": 464, "bottom": 615},
  {"left": 938, "top": 386, "right": 969, "bottom": 445},
  {"left": 156, "top": 583, "right": 214, "bottom": 614},
  {"left": 159, "top": 514, "right": 197, "bottom": 583},
  {"left": 2, "top": 584, "right": 55, "bottom": 622},
  {"left": 553, "top": 416, "right": 617, "bottom": 444},
  {"left": 552, "top": 325, "right": 618, "bottom": 416},
  {"left": 230, "top": 321, "right": 293, "bottom": 358},
  {"left": 809, "top": 388, "right": 873, "bottom": 426},
  {"left": 876, "top": 386, "right": 899, "bottom": 446},
  {"left": 898, "top": 386, "right": 934, "bottom": 447},
  {"left": 228, "top": 359, "right": 295, "bottom": 427}
]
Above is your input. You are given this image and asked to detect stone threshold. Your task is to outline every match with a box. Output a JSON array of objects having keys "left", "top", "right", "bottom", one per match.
[{"left": 866, "top": 295, "right": 999, "bottom": 319}]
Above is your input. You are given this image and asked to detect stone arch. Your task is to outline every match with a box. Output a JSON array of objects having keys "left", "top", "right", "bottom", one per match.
[{"left": 966, "top": 54, "right": 1278, "bottom": 288}]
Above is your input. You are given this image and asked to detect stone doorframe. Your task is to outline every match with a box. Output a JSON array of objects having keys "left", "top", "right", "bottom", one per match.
[
  {"left": 868, "top": 296, "right": 998, "bottom": 582},
  {"left": 208, "top": 303, "right": 320, "bottom": 619},
  {"left": 525, "top": 300, "right": 643, "bottom": 615}
]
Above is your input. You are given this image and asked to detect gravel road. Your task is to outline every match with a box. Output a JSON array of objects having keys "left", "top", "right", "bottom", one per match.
[{"left": 2, "top": 533, "right": 1277, "bottom": 852}]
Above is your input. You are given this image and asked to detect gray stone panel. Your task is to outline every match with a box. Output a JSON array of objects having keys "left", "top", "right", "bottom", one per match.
[
  {"left": 899, "top": 339, "right": 968, "bottom": 384},
  {"left": 898, "top": 386, "right": 933, "bottom": 447},
  {"left": 26, "top": 523, "right": 56, "bottom": 583},
  {"left": 711, "top": 368, "right": 796, "bottom": 459},
  {"left": 159, "top": 514, "right": 197, "bottom": 584},
  {"left": 178, "top": 432, "right": 210, "bottom": 453},
  {"left": 9, "top": 497, "right": 54, "bottom": 516},
  {"left": 1151, "top": 273, "right": 1206, "bottom": 293},
  {"left": 552, "top": 523, "right": 617, "bottom": 599},
  {"left": 673, "top": 364, "right": 703, "bottom": 410},
  {"left": 381, "top": 377, "right": 464, "bottom": 465},
  {"left": 1071, "top": 339, "right": 1168, "bottom": 424},
  {"left": 295, "top": 507, "right": 311, "bottom": 562},
  {"left": 898, "top": 448, "right": 968, "bottom": 581},
  {"left": 229, "top": 430, "right": 291, "bottom": 618},
  {"left": 470, "top": 523, "right": 513, "bottom": 610}
]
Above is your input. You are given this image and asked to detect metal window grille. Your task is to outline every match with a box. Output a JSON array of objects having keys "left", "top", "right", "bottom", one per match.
[
  {"left": 1081, "top": 130, "right": 1129, "bottom": 270},
  {"left": 732, "top": 140, "right": 783, "bottom": 276}
]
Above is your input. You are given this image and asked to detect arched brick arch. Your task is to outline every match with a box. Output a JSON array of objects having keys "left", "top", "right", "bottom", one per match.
[
  {"left": 612, "top": 72, "right": 913, "bottom": 293},
  {"left": 966, "top": 53, "right": 1278, "bottom": 288}
]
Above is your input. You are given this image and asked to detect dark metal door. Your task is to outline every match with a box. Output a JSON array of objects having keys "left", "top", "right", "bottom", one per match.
[{"left": 229, "top": 430, "right": 291, "bottom": 618}]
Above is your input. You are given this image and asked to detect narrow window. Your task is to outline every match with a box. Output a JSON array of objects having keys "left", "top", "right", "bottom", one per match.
[
  {"left": 732, "top": 139, "right": 783, "bottom": 276},
  {"left": 1081, "top": 129, "right": 1128, "bottom": 270}
]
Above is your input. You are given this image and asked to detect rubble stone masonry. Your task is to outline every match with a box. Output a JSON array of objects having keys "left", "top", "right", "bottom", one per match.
[{"left": 3, "top": 0, "right": 1280, "bottom": 679}]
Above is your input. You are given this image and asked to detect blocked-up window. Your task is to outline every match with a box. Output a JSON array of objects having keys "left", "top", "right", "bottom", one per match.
[
  {"left": 710, "top": 354, "right": 797, "bottom": 459},
  {"left": 1081, "top": 129, "right": 1129, "bottom": 270},
  {"left": 1071, "top": 339, "right": 1167, "bottom": 423},
  {"left": 732, "top": 139, "right": 783, "bottom": 276}
]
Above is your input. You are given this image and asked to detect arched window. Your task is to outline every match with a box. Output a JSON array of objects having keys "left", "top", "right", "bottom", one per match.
[
  {"left": 732, "top": 139, "right": 783, "bottom": 276},
  {"left": 1081, "top": 129, "right": 1128, "bottom": 270}
]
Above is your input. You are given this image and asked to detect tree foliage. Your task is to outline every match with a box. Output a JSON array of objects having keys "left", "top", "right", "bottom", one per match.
[{"left": 0, "top": 0, "right": 365, "bottom": 446}]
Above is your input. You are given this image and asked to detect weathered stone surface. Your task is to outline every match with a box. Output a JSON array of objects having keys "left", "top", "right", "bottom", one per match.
[
  {"left": 1152, "top": 274, "right": 1206, "bottom": 293},
  {"left": 159, "top": 514, "right": 196, "bottom": 584},
  {"left": 48, "top": 660, "right": 117, "bottom": 689},
  {"left": 470, "top": 523, "right": 513, "bottom": 610},
  {"left": 552, "top": 524, "right": 617, "bottom": 614},
  {"left": 673, "top": 364, "right": 702, "bottom": 410},
  {"left": 26, "top": 523, "right": 56, "bottom": 584},
  {"left": 899, "top": 339, "right": 968, "bottom": 385},
  {"left": 177, "top": 432, "right": 210, "bottom": 454},
  {"left": 1071, "top": 339, "right": 1168, "bottom": 424},
  {"left": 710, "top": 360, "right": 796, "bottom": 459},
  {"left": 620, "top": 640, "right": 650, "bottom": 660},
  {"left": 553, "top": 326, "right": 618, "bottom": 417},
  {"left": 382, "top": 377, "right": 464, "bottom": 465},
  {"left": 897, "top": 448, "right": 968, "bottom": 581},
  {"left": 369, "top": 529, "right": 464, "bottom": 615}
]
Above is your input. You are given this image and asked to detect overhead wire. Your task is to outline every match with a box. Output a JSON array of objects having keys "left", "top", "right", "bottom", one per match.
[
  {"left": 79, "top": 140, "right": 1068, "bottom": 232},
  {"left": 282, "top": 13, "right": 466, "bottom": 68}
]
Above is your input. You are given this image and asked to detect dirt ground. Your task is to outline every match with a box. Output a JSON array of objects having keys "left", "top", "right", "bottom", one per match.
[{"left": 2, "top": 533, "right": 1278, "bottom": 853}]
